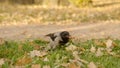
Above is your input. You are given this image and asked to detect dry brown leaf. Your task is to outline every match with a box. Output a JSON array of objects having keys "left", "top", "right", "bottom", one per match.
[
  {"left": 73, "top": 51, "right": 88, "bottom": 64},
  {"left": 29, "top": 50, "right": 47, "bottom": 58},
  {"left": 43, "top": 65, "right": 50, "bottom": 68},
  {"left": 61, "top": 63, "right": 69, "bottom": 67},
  {"left": 105, "top": 39, "right": 113, "bottom": 49},
  {"left": 69, "top": 60, "right": 82, "bottom": 68},
  {"left": 73, "top": 51, "right": 79, "bottom": 60},
  {"left": 95, "top": 48, "right": 103, "bottom": 57},
  {"left": 113, "top": 54, "right": 120, "bottom": 58},
  {"left": 15, "top": 55, "right": 32, "bottom": 66},
  {"left": 68, "top": 62, "right": 80, "bottom": 68},
  {"left": 30, "top": 50, "right": 41, "bottom": 58},
  {"left": 33, "top": 45, "right": 41, "bottom": 50},
  {"left": 14, "top": 66, "right": 25, "bottom": 68},
  {"left": 105, "top": 39, "right": 114, "bottom": 54},
  {"left": 106, "top": 48, "right": 112, "bottom": 52},
  {"left": 107, "top": 51, "right": 116, "bottom": 55},
  {"left": 43, "top": 57, "right": 49, "bottom": 62},
  {"left": 0, "top": 58, "right": 5, "bottom": 66},
  {"left": 112, "top": 42, "right": 118, "bottom": 47},
  {"left": 65, "top": 44, "right": 77, "bottom": 51},
  {"left": 0, "top": 38, "right": 5, "bottom": 45},
  {"left": 39, "top": 51, "right": 48, "bottom": 57},
  {"left": 94, "top": 40, "right": 104, "bottom": 46},
  {"left": 87, "top": 62, "right": 97, "bottom": 68},
  {"left": 31, "top": 64, "right": 41, "bottom": 68},
  {"left": 90, "top": 45, "right": 96, "bottom": 53},
  {"left": 107, "top": 50, "right": 120, "bottom": 58}
]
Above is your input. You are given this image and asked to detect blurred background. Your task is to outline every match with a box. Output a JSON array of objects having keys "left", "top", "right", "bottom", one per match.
[{"left": 0, "top": 0, "right": 120, "bottom": 25}]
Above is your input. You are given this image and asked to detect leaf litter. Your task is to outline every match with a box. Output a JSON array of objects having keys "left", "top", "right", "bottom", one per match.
[
  {"left": 43, "top": 65, "right": 50, "bottom": 68},
  {"left": 90, "top": 45, "right": 96, "bottom": 53},
  {"left": 87, "top": 62, "right": 97, "bottom": 68},
  {"left": 1, "top": 39, "right": 120, "bottom": 68},
  {"left": 31, "top": 64, "right": 41, "bottom": 68},
  {"left": 29, "top": 50, "right": 47, "bottom": 58},
  {"left": 0, "top": 58, "right": 5, "bottom": 66},
  {"left": 65, "top": 44, "right": 77, "bottom": 51},
  {"left": 95, "top": 48, "right": 104, "bottom": 57},
  {"left": 105, "top": 39, "right": 113, "bottom": 49},
  {"left": 15, "top": 55, "right": 32, "bottom": 66}
]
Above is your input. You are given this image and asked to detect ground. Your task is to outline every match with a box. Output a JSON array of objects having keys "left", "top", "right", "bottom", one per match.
[
  {"left": 0, "top": 1, "right": 120, "bottom": 41},
  {"left": 0, "top": 1, "right": 120, "bottom": 68},
  {"left": 0, "top": 21, "right": 120, "bottom": 41}
]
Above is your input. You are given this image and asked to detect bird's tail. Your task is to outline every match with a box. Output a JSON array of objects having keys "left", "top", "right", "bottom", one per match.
[{"left": 45, "top": 33, "right": 54, "bottom": 37}]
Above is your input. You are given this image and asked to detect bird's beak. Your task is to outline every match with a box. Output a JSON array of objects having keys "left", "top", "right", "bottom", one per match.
[{"left": 67, "top": 35, "right": 74, "bottom": 39}]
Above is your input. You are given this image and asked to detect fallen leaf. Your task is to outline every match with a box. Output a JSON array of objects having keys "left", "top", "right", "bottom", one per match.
[
  {"left": 69, "top": 59, "right": 82, "bottom": 68},
  {"left": 68, "top": 62, "right": 80, "bottom": 68},
  {"left": 43, "top": 57, "right": 49, "bottom": 62},
  {"left": 39, "top": 51, "right": 48, "bottom": 57},
  {"left": 0, "top": 38, "right": 5, "bottom": 45},
  {"left": 73, "top": 51, "right": 88, "bottom": 64},
  {"left": 0, "top": 58, "right": 5, "bottom": 66},
  {"left": 14, "top": 66, "right": 25, "bottom": 68},
  {"left": 61, "top": 63, "right": 69, "bottom": 67},
  {"left": 65, "top": 44, "right": 77, "bottom": 51},
  {"left": 43, "top": 65, "right": 50, "bottom": 68},
  {"left": 106, "top": 48, "right": 112, "bottom": 52},
  {"left": 87, "top": 62, "right": 97, "bottom": 68},
  {"left": 107, "top": 51, "right": 116, "bottom": 55},
  {"left": 15, "top": 55, "right": 32, "bottom": 66},
  {"left": 31, "top": 64, "right": 41, "bottom": 68},
  {"left": 73, "top": 51, "right": 79, "bottom": 60},
  {"left": 94, "top": 40, "right": 105, "bottom": 46},
  {"left": 29, "top": 50, "right": 47, "bottom": 58},
  {"left": 96, "top": 48, "right": 103, "bottom": 57},
  {"left": 112, "top": 42, "right": 118, "bottom": 47},
  {"left": 78, "top": 47, "right": 85, "bottom": 52},
  {"left": 105, "top": 39, "right": 113, "bottom": 49},
  {"left": 90, "top": 45, "right": 96, "bottom": 53},
  {"left": 33, "top": 45, "right": 41, "bottom": 50},
  {"left": 30, "top": 50, "right": 41, "bottom": 58}
]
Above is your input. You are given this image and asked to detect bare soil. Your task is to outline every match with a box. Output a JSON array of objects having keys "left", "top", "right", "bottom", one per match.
[{"left": 0, "top": 21, "right": 120, "bottom": 41}]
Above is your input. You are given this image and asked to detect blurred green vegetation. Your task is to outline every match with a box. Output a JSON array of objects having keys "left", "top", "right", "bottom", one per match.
[{"left": 0, "top": 39, "right": 120, "bottom": 68}]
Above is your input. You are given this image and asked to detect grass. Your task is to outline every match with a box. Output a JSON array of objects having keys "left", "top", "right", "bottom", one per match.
[
  {"left": 0, "top": 0, "right": 120, "bottom": 67},
  {"left": 0, "top": 39, "right": 120, "bottom": 68}
]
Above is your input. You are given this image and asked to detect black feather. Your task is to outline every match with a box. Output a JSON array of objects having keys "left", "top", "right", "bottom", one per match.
[{"left": 46, "top": 33, "right": 57, "bottom": 41}]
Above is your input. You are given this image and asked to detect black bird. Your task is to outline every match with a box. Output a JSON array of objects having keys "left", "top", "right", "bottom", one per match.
[{"left": 46, "top": 31, "right": 71, "bottom": 49}]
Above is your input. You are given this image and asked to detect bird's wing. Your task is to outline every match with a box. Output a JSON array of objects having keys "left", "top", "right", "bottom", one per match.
[
  {"left": 47, "top": 33, "right": 62, "bottom": 49},
  {"left": 45, "top": 33, "right": 57, "bottom": 41},
  {"left": 50, "top": 36, "right": 62, "bottom": 49}
]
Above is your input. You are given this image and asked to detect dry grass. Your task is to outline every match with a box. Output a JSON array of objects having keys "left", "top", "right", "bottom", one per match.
[{"left": 0, "top": 0, "right": 120, "bottom": 25}]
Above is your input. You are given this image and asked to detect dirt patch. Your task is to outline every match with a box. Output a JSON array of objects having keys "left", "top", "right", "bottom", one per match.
[{"left": 0, "top": 21, "right": 120, "bottom": 41}]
